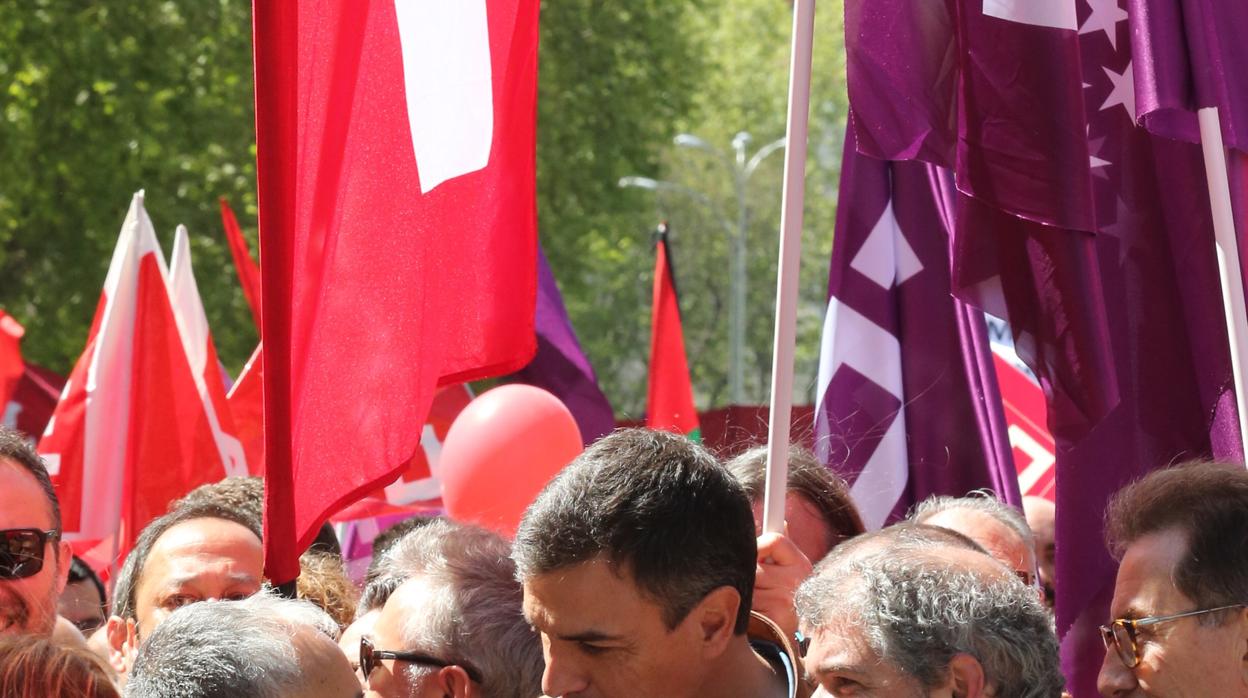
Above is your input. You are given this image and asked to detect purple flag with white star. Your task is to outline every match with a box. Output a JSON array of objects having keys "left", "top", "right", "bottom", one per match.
[
  {"left": 1127, "top": 0, "right": 1248, "bottom": 152},
  {"left": 512, "top": 246, "right": 615, "bottom": 446},
  {"left": 846, "top": 0, "right": 1095, "bottom": 231},
  {"left": 814, "top": 126, "right": 1019, "bottom": 531},
  {"left": 845, "top": 0, "right": 1244, "bottom": 693}
]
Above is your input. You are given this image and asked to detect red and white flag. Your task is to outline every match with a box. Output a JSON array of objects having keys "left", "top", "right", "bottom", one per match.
[
  {"left": 39, "top": 193, "right": 241, "bottom": 563},
  {"left": 253, "top": 0, "right": 541, "bottom": 581},
  {"left": 226, "top": 344, "right": 264, "bottom": 476}
]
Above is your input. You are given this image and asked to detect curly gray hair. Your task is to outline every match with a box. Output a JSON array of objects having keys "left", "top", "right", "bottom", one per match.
[{"left": 796, "top": 548, "right": 1063, "bottom": 698}]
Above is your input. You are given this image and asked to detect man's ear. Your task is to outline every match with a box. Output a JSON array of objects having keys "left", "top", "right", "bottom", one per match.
[
  {"left": 105, "top": 616, "right": 129, "bottom": 672},
  {"left": 690, "top": 586, "right": 740, "bottom": 658},
  {"left": 436, "top": 665, "right": 476, "bottom": 698},
  {"left": 53, "top": 540, "right": 72, "bottom": 595},
  {"left": 947, "top": 653, "right": 987, "bottom": 698}
]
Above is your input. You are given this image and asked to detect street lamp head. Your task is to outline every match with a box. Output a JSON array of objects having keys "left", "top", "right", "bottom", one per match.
[
  {"left": 618, "top": 176, "right": 661, "bottom": 190},
  {"left": 674, "top": 133, "right": 715, "bottom": 152},
  {"left": 732, "top": 131, "right": 752, "bottom": 149}
]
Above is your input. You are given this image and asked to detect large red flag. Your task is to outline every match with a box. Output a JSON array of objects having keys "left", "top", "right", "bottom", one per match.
[
  {"left": 0, "top": 311, "right": 23, "bottom": 409},
  {"left": 253, "top": 0, "right": 540, "bottom": 582},
  {"left": 39, "top": 194, "right": 242, "bottom": 565},
  {"left": 646, "top": 225, "right": 700, "bottom": 441},
  {"left": 218, "top": 199, "right": 263, "bottom": 332}
]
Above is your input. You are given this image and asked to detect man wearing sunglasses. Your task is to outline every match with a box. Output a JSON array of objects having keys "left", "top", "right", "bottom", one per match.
[
  {"left": 0, "top": 426, "right": 71, "bottom": 637},
  {"left": 1097, "top": 461, "right": 1248, "bottom": 697},
  {"left": 360, "top": 518, "right": 543, "bottom": 698}
]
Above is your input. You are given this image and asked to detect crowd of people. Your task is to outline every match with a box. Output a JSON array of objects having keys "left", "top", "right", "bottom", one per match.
[{"left": 1, "top": 423, "right": 1246, "bottom": 697}]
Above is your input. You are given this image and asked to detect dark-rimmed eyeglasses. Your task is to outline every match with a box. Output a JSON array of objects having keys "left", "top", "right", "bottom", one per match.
[
  {"left": 0, "top": 528, "right": 60, "bottom": 580},
  {"left": 360, "top": 635, "right": 484, "bottom": 684},
  {"left": 1099, "top": 604, "right": 1245, "bottom": 668}
]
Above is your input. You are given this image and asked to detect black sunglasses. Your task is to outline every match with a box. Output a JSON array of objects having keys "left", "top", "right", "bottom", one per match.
[
  {"left": 360, "top": 635, "right": 484, "bottom": 685},
  {"left": 0, "top": 528, "right": 60, "bottom": 580}
]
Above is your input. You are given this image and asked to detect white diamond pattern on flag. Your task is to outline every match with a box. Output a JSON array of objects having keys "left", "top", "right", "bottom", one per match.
[
  {"left": 395, "top": 0, "right": 494, "bottom": 194},
  {"left": 817, "top": 197, "right": 924, "bottom": 529}
]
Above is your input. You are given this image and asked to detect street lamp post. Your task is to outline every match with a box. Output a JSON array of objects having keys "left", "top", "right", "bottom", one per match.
[{"left": 621, "top": 131, "right": 785, "bottom": 405}]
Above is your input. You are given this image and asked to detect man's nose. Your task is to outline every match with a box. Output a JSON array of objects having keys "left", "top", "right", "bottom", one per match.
[
  {"left": 541, "top": 648, "right": 589, "bottom": 697},
  {"left": 1096, "top": 647, "right": 1138, "bottom": 696}
]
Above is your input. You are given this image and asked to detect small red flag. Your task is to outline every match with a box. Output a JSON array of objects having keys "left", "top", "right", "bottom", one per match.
[
  {"left": 218, "top": 198, "right": 263, "bottom": 332},
  {"left": 253, "top": 0, "right": 540, "bottom": 582},
  {"left": 646, "top": 226, "right": 701, "bottom": 441}
]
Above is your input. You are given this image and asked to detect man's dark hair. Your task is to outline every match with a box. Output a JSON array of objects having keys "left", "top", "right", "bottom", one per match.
[
  {"left": 513, "top": 428, "right": 757, "bottom": 634},
  {"left": 0, "top": 425, "right": 61, "bottom": 532},
  {"left": 1105, "top": 461, "right": 1248, "bottom": 624},
  {"left": 171, "top": 475, "right": 339, "bottom": 555},
  {"left": 112, "top": 502, "right": 263, "bottom": 620},
  {"left": 359, "top": 514, "right": 443, "bottom": 614},
  {"left": 725, "top": 444, "right": 866, "bottom": 543},
  {"left": 68, "top": 557, "right": 107, "bottom": 614}
]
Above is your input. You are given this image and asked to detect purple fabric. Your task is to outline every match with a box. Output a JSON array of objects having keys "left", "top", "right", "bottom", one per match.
[
  {"left": 1129, "top": 0, "right": 1248, "bottom": 152},
  {"left": 938, "top": 5, "right": 1242, "bottom": 693},
  {"left": 815, "top": 126, "right": 1019, "bottom": 529},
  {"left": 512, "top": 246, "right": 615, "bottom": 446},
  {"left": 846, "top": 0, "right": 1095, "bottom": 231}
]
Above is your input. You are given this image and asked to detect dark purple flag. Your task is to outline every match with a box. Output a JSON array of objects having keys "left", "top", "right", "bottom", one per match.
[
  {"left": 511, "top": 246, "right": 615, "bottom": 446},
  {"left": 846, "top": 0, "right": 1095, "bottom": 231},
  {"left": 814, "top": 126, "right": 1019, "bottom": 531},
  {"left": 939, "top": 2, "right": 1242, "bottom": 693},
  {"left": 1128, "top": 0, "right": 1248, "bottom": 152}
]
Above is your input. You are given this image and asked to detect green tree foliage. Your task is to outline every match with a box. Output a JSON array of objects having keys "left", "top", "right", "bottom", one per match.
[
  {"left": 0, "top": 0, "right": 258, "bottom": 372},
  {"left": 1, "top": 0, "right": 846, "bottom": 420},
  {"left": 562, "top": 0, "right": 848, "bottom": 414}
]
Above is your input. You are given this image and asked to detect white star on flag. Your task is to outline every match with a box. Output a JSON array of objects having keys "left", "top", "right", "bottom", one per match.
[
  {"left": 1101, "top": 62, "right": 1136, "bottom": 121},
  {"left": 1079, "top": 0, "right": 1129, "bottom": 50}
]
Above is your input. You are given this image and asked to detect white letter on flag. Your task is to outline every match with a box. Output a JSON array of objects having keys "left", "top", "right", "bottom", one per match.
[{"left": 394, "top": 0, "right": 495, "bottom": 194}]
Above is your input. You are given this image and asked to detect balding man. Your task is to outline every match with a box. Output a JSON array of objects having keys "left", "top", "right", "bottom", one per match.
[
  {"left": 105, "top": 502, "right": 263, "bottom": 676},
  {"left": 1023, "top": 496, "right": 1056, "bottom": 606},
  {"left": 910, "top": 494, "right": 1039, "bottom": 589},
  {"left": 0, "top": 426, "right": 71, "bottom": 637}
]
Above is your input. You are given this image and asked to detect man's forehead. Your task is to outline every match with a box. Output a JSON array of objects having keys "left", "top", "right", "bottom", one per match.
[
  {"left": 522, "top": 559, "right": 650, "bottom": 632},
  {"left": 1110, "top": 528, "right": 1189, "bottom": 617},
  {"left": 0, "top": 457, "right": 55, "bottom": 528}
]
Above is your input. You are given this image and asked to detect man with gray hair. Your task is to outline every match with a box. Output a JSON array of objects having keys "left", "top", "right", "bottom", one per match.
[
  {"left": 910, "top": 493, "right": 1039, "bottom": 589},
  {"left": 795, "top": 543, "right": 1063, "bottom": 697},
  {"left": 361, "top": 518, "right": 542, "bottom": 698},
  {"left": 126, "top": 590, "right": 361, "bottom": 698}
]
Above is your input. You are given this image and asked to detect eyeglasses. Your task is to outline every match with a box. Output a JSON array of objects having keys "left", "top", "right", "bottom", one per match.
[
  {"left": 359, "top": 635, "right": 484, "bottom": 684},
  {"left": 1099, "top": 604, "right": 1245, "bottom": 668},
  {"left": 0, "top": 528, "right": 60, "bottom": 580}
]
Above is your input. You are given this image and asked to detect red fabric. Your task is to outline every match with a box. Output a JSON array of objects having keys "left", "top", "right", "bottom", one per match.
[
  {"left": 618, "top": 405, "right": 815, "bottom": 456},
  {"left": 219, "top": 198, "right": 263, "bottom": 332},
  {"left": 253, "top": 0, "right": 540, "bottom": 582},
  {"left": 4, "top": 365, "right": 63, "bottom": 441},
  {"left": 227, "top": 345, "right": 264, "bottom": 476},
  {"left": 39, "top": 198, "right": 235, "bottom": 564},
  {"left": 646, "top": 236, "right": 700, "bottom": 437},
  {"left": 992, "top": 354, "right": 1055, "bottom": 501},
  {"left": 0, "top": 311, "right": 24, "bottom": 409}
]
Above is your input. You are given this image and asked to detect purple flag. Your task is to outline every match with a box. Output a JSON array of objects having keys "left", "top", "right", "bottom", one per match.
[
  {"left": 814, "top": 126, "right": 1019, "bottom": 531},
  {"left": 512, "top": 246, "right": 615, "bottom": 446},
  {"left": 1128, "top": 0, "right": 1248, "bottom": 152},
  {"left": 846, "top": 0, "right": 1095, "bottom": 231}
]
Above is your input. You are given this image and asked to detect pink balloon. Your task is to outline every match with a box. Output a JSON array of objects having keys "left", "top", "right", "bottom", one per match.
[{"left": 440, "top": 384, "right": 582, "bottom": 537}]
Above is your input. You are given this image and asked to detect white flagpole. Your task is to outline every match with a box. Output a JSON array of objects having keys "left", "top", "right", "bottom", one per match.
[
  {"left": 762, "top": 0, "right": 817, "bottom": 535},
  {"left": 1197, "top": 106, "right": 1248, "bottom": 458}
]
